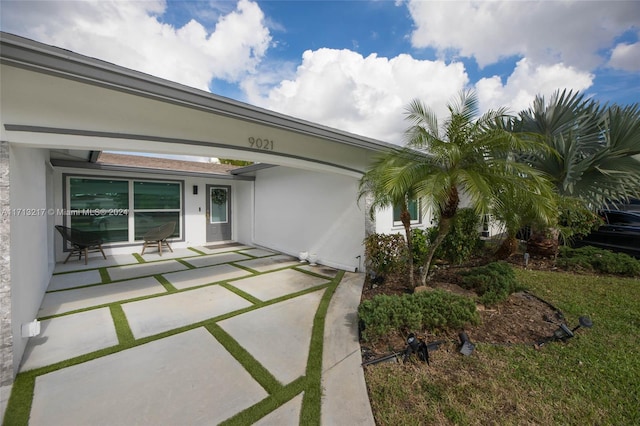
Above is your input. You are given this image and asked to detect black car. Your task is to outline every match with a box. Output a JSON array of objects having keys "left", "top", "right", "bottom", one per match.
[{"left": 572, "top": 210, "right": 640, "bottom": 258}]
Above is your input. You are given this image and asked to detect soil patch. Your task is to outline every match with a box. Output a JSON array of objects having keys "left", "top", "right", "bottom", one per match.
[{"left": 360, "top": 257, "right": 565, "bottom": 358}]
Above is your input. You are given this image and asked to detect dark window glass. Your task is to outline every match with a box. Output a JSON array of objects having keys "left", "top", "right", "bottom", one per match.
[
  {"left": 69, "top": 178, "right": 129, "bottom": 243},
  {"left": 134, "top": 181, "right": 180, "bottom": 210},
  {"left": 70, "top": 178, "right": 128, "bottom": 210},
  {"left": 393, "top": 199, "right": 419, "bottom": 223},
  {"left": 134, "top": 212, "right": 180, "bottom": 240}
]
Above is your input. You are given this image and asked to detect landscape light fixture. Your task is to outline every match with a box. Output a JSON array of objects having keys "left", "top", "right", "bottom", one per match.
[
  {"left": 458, "top": 332, "right": 475, "bottom": 356},
  {"left": 538, "top": 316, "right": 594, "bottom": 347},
  {"left": 404, "top": 333, "right": 430, "bottom": 364},
  {"left": 552, "top": 316, "right": 593, "bottom": 341},
  {"left": 361, "top": 333, "right": 442, "bottom": 367}
]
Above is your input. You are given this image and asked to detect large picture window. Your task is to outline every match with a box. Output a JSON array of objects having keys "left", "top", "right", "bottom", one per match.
[
  {"left": 133, "top": 181, "right": 181, "bottom": 240},
  {"left": 393, "top": 199, "right": 421, "bottom": 226},
  {"left": 69, "top": 178, "right": 129, "bottom": 243},
  {"left": 66, "top": 176, "right": 182, "bottom": 244}
]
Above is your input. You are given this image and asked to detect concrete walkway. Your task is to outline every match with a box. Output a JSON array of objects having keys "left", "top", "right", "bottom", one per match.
[{"left": 5, "top": 245, "right": 375, "bottom": 425}]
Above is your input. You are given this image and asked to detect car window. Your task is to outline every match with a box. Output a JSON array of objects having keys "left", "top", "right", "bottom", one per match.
[{"left": 605, "top": 212, "right": 640, "bottom": 226}]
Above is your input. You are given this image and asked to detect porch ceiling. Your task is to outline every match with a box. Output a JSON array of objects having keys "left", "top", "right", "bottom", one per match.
[{"left": 0, "top": 33, "right": 395, "bottom": 178}]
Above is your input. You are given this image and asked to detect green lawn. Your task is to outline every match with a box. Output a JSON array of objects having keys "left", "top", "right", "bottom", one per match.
[{"left": 364, "top": 269, "right": 640, "bottom": 425}]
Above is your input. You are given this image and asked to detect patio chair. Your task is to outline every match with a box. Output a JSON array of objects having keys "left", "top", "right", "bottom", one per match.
[
  {"left": 141, "top": 221, "right": 176, "bottom": 256},
  {"left": 55, "top": 225, "right": 107, "bottom": 265}
]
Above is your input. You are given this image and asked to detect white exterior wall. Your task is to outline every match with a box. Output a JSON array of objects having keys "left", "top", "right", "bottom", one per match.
[
  {"left": 233, "top": 180, "right": 254, "bottom": 246},
  {"left": 51, "top": 167, "right": 252, "bottom": 259},
  {"left": 253, "top": 167, "right": 365, "bottom": 272},
  {"left": 374, "top": 192, "right": 502, "bottom": 238},
  {"left": 9, "top": 146, "right": 52, "bottom": 375}
]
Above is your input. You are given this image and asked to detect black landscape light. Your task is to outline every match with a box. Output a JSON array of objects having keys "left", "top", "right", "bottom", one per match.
[
  {"left": 538, "top": 316, "right": 594, "bottom": 347},
  {"left": 458, "top": 332, "right": 475, "bottom": 356},
  {"left": 404, "top": 333, "right": 430, "bottom": 364},
  {"left": 362, "top": 333, "right": 441, "bottom": 367}
]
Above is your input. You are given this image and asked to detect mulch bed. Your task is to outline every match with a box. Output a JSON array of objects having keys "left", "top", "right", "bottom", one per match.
[{"left": 359, "top": 256, "right": 565, "bottom": 357}]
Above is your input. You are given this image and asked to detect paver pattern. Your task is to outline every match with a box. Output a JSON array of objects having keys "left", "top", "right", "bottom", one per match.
[{"left": 11, "top": 245, "right": 375, "bottom": 425}]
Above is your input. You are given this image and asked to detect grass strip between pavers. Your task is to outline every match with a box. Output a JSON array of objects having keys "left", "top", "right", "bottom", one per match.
[
  {"left": 300, "top": 270, "right": 344, "bottom": 424},
  {"left": 110, "top": 304, "right": 135, "bottom": 345},
  {"left": 99, "top": 267, "right": 112, "bottom": 284},
  {"left": 187, "top": 247, "right": 206, "bottom": 255},
  {"left": 4, "top": 264, "right": 345, "bottom": 426},
  {"left": 132, "top": 253, "right": 146, "bottom": 263},
  {"left": 229, "top": 263, "right": 260, "bottom": 274},
  {"left": 205, "top": 323, "right": 282, "bottom": 394},
  {"left": 175, "top": 258, "right": 197, "bottom": 269},
  {"left": 219, "top": 377, "right": 307, "bottom": 426},
  {"left": 154, "top": 274, "right": 178, "bottom": 293},
  {"left": 2, "top": 371, "right": 36, "bottom": 426},
  {"left": 218, "top": 282, "right": 262, "bottom": 305},
  {"left": 219, "top": 270, "right": 344, "bottom": 425}
]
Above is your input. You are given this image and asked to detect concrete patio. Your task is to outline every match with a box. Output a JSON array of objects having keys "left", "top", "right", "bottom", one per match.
[{"left": 4, "top": 245, "right": 375, "bottom": 425}]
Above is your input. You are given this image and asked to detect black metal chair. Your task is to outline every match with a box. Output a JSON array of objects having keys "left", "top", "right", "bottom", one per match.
[
  {"left": 141, "top": 222, "right": 176, "bottom": 256},
  {"left": 55, "top": 225, "right": 106, "bottom": 265}
]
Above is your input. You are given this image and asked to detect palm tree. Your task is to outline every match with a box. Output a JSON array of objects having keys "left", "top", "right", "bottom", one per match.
[
  {"left": 514, "top": 89, "right": 640, "bottom": 256},
  {"left": 359, "top": 155, "right": 419, "bottom": 287},
  {"left": 365, "top": 90, "right": 555, "bottom": 285}
]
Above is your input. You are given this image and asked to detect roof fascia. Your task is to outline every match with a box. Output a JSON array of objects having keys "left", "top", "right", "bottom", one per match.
[{"left": 0, "top": 32, "right": 398, "bottom": 153}]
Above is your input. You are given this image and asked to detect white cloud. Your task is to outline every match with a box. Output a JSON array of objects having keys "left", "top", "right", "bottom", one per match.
[
  {"left": 1, "top": 0, "right": 628, "bottom": 147},
  {"left": 609, "top": 41, "right": 640, "bottom": 71},
  {"left": 0, "top": 0, "right": 271, "bottom": 91},
  {"left": 475, "top": 59, "right": 594, "bottom": 113},
  {"left": 252, "top": 48, "right": 469, "bottom": 143},
  {"left": 407, "top": 0, "right": 640, "bottom": 70}
]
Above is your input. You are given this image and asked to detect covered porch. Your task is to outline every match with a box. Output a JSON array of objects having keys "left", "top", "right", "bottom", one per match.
[
  {"left": 6, "top": 243, "right": 373, "bottom": 424},
  {"left": 1, "top": 32, "right": 392, "bottom": 387}
]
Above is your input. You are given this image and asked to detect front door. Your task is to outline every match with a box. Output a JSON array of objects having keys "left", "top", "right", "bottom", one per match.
[{"left": 206, "top": 185, "right": 231, "bottom": 242}]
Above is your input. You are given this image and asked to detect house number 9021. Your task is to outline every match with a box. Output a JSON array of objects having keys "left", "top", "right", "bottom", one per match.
[{"left": 248, "top": 137, "right": 274, "bottom": 150}]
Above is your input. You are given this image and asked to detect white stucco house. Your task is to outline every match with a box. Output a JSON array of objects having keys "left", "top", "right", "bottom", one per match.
[{"left": 0, "top": 32, "right": 452, "bottom": 386}]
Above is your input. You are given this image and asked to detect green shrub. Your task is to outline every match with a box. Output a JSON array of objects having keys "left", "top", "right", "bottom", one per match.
[
  {"left": 364, "top": 233, "right": 407, "bottom": 279},
  {"left": 358, "top": 290, "right": 479, "bottom": 342},
  {"left": 558, "top": 199, "right": 602, "bottom": 242},
  {"left": 410, "top": 228, "right": 430, "bottom": 267},
  {"left": 557, "top": 246, "right": 640, "bottom": 277},
  {"left": 460, "top": 261, "right": 522, "bottom": 306},
  {"left": 428, "top": 208, "right": 484, "bottom": 264}
]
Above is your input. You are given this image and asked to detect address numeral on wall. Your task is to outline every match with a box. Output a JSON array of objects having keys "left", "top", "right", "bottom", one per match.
[{"left": 248, "top": 137, "right": 274, "bottom": 151}]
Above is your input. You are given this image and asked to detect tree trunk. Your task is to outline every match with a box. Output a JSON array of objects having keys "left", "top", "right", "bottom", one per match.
[
  {"left": 526, "top": 227, "right": 560, "bottom": 258},
  {"left": 400, "top": 205, "right": 414, "bottom": 288},
  {"left": 419, "top": 187, "right": 459, "bottom": 286},
  {"left": 495, "top": 235, "right": 518, "bottom": 259},
  {"left": 419, "top": 217, "right": 452, "bottom": 286}
]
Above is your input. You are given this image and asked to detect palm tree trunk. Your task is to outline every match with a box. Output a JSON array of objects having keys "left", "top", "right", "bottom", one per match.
[
  {"left": 495, "top": 234, "right": 519, "bottom": 259},
  {"left": 419, "top": 217, "right": 452, "bottom": 286},
  {"left": 400, "top": 206, "right": 414, "bottom": 288},
  {"left": 419, "top": 187, "right": 459, "bottom": 286},
  {"left": 526, "top": 227, "right": 560, "bottom": 258}
]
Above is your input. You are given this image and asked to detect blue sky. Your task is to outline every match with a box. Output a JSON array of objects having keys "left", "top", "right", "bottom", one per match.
[{"left": 1, "top": 0, "right": 639, "bottom": 145}]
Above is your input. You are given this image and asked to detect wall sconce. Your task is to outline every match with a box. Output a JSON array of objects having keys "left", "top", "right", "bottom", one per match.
[{"left": 193, "top": 185, "right": 198, "bottom": 195}]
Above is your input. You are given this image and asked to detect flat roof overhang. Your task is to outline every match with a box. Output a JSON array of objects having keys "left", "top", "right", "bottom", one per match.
[{"left": 0, "top": 32, "right": 397, "bottom": 178}]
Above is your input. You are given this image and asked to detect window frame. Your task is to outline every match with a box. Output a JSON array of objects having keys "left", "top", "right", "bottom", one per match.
[
  {"left": 132, "top": 180, "right": 182, "bottom": 241},
  {"left": 209, "top": 186, "right": 229, "bottom": 225},
  {"left": 392, "top": 198, "right": 422, "bottom": 227},
  {"left": 64, "top": 174, "right": 184, "bottom": 246}
]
